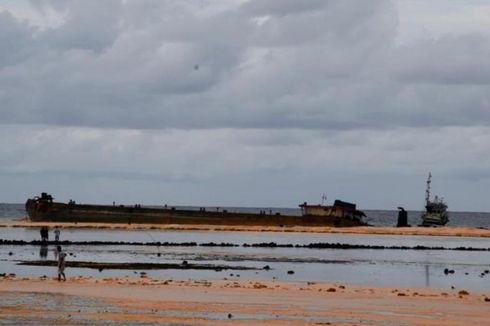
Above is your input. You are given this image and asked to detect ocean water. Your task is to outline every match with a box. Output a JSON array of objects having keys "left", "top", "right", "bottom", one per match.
[
  {"left": 1, "top": 227, "right": 489, "bottom": 291},
  {"left": 1, "top": 203, "right": 489, "bottom": 228},
  {"left": 1, "top": 203, "right": 489, "bottom": 291},
  {"left": 0, "top": 203, "right": 26, "bottom": 220}
]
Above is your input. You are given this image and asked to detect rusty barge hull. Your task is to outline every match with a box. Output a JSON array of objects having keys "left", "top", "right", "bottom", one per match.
[{"left": 25, "top": 200, "right": 367, "bottom": 227}]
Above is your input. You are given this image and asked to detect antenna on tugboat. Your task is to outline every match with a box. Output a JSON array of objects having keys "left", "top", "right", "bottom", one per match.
[
  {"left": 321, "top": 194, "right": 327, "bottom": 205},
  {"left": 425, "top": 172, "right": 432, "bottom": 207}
]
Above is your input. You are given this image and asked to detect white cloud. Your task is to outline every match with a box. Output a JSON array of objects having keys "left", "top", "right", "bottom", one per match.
[
  {"left": 1, "top": 125, "right": 489, "bottom": 209},
  {"left": 0, "top": 1, "right": 490, "bottom": 210}
]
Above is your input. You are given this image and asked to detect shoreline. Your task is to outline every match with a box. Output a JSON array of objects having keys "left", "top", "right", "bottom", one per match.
[
  {"left": 1, "top": 220, "right": 489, "bottom": 237},
  {"left": 1, "top": 276, "right": 488, "bottom": 325}
]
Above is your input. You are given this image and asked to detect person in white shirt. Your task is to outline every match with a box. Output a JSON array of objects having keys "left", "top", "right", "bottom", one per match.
[{"left": 54, "top": 227, "right": 61, "bottom": 242}]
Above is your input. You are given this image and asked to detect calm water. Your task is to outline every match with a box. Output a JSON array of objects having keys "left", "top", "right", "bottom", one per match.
[
  {"left": 1, "top": 227, "right": 489, "bottom": 291},
  {"left": 1, "top": 203, "right": 490, "bottom": 227},
  {"left": 1, "top": 203, "right": 489, "bottom": 291}
]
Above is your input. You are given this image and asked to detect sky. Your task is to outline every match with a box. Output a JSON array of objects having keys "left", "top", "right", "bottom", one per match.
[{"left": 0, "top": 0, "right": 489, "bottom": 211}]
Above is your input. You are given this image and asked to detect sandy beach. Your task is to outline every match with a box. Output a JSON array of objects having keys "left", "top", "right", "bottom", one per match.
[
  {"left": 3, "top": 0, "right": 490, "bottom": 324},
  {"left": 1, "top": 275, "right": 489, "bottom": 325},
  {"left": 1, "top": 220, "right": 489, "bottom": 237},
  {"left": 1, "top": 220, "right": 489, "bottom": 324}
]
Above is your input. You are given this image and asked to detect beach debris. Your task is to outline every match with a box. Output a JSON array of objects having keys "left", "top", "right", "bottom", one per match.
[
  {"left": 396, "top": 207, "right": 409, "bottom": 227},
  {"left": 327, "top": 288, "right": 336, "bottom": 292},
  {"left": 397, "top": 293, "right": 407, "bottom": 296},
  {"left": 253, "top": 283, "right": 267, "bottom": 289},
  {"left": 338, "top": 285, "right": 345, "bottom": 289},
  {"left": 287, "top": 270, "right": 295, "bottom": 275},
  {"left": 458, "top": 290, "right": 469, "bottom": 296},
  {"left": 484, "top": 297, "right": 490, "bottom": 302},
  {"left": 484, "top": 270, "right": 489, "bottom": 274},
  {"left": 444, "top": 268, "right": 455, "bottom": 275},
  {"left": 182, "top": 260, "right": 188, "bottom": 266},
  {"left": 8, "top": 252, "right": 13, "bottom": 256},
  {"left": 263, "top": 265, "right": 270, "bottom": 270}
]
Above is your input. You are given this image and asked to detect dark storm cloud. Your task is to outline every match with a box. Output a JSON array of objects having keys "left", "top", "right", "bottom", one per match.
[
  {"left": 392, "top": 35, "right": 490, "bottom": 84},
  {"left": 0, "top": 0, "right": 489, "bottom": 130},
  {"left": 40, "top": 1, "right": 122, "bottom": 52},
  {"left": 241, "top": 0, "right": 329, "bottom": 16},
  {"left": 0, "top": 11, "right": 34, "bottom": 67}
]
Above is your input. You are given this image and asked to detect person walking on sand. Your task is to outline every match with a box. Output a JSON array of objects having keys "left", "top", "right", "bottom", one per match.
[
  {"left": 57, "top": 245, "right": 67, "bottom": 281},
  {"left": 54, "top": 227, "right": 60, "bottom": 242}
]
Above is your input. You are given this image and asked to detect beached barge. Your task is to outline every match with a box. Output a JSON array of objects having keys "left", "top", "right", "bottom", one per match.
[{"left": 25, "top": 193, "right": 367, "bottom": 227}]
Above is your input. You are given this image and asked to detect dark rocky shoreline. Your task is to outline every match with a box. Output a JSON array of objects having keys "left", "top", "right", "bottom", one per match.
[
  {"left": 17, "top": 260, "right": 261, "bottom": 271},
  {"left": 1, "top": 239, "right": 489, "bottom": 251}
]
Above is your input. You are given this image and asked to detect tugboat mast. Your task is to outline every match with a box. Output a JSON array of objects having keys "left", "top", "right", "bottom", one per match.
[
  {"left": 321, "top": 194, "right": 327, "bottom": 205},
  {"left": 425, "top": 172, "right": 432, "bottom": 207}
]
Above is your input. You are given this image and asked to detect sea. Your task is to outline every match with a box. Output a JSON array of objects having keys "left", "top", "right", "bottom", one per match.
[{"left": 1, "top": 203, "right": 489, "bottom": 291}]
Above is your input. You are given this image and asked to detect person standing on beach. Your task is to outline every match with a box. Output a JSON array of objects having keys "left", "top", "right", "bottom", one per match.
[
  {"left": 57, "top": 245, "right": 67, "bottom": 281},
  {"left": 40, "top": 226, "right": 49, "bottom": 242},
  {"left": 54, "top": 227, "right": 60, "bottom": 242}
]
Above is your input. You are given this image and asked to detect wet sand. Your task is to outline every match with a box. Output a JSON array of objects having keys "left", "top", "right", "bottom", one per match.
[
  {"left": 1, "top": 220, "right": 489, "bottom": 237},
  {"left": 1, "top": 276, "right": 489, "bottom": 325}
]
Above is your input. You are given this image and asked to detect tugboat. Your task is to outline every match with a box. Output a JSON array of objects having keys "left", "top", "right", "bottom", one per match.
[{"left": 420, "top": 173, "right": 449, "bottom": 226}]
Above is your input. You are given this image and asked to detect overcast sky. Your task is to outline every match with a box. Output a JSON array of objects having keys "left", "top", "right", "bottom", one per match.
[{"left": 1, "top": 0, "right": 490, "bottom": 211}]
